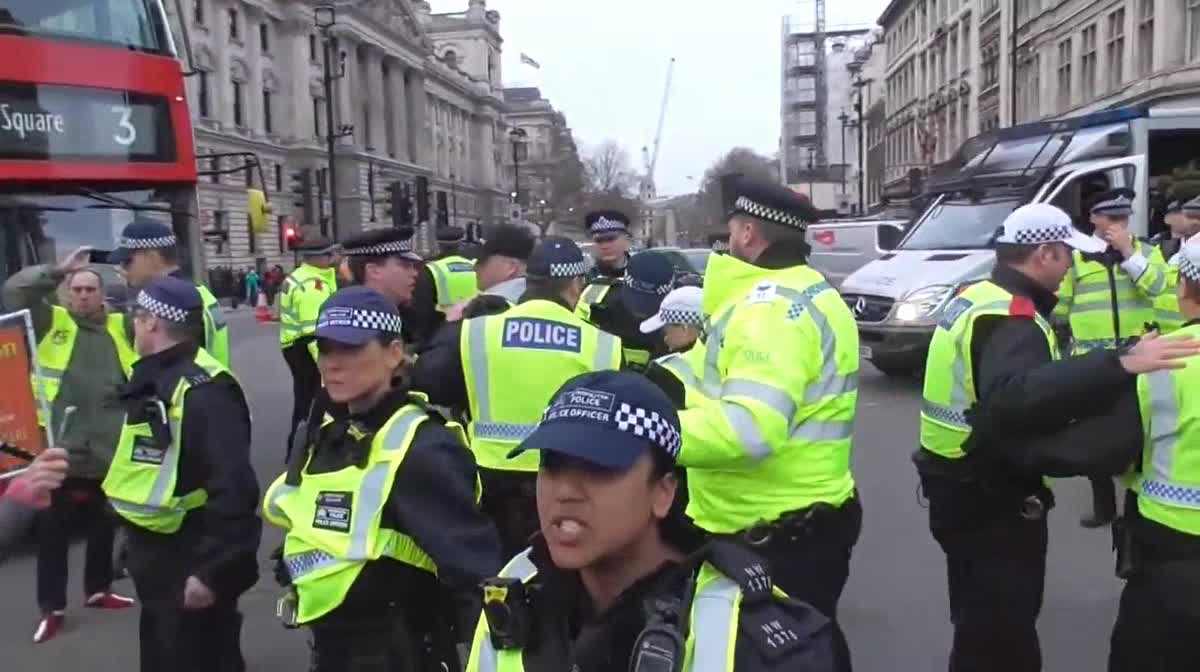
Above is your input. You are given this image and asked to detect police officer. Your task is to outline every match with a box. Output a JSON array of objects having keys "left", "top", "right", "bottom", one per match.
[
  {"left": 667, "top": 175, "right": 861, "bottom": 669},
  {"left": 1055, "top": 189, "right": 1169, "bottom": 528},
  {"left": 472, "top": 224, "right": 536, "bottom": 307},
  {"left": 464, "top": 371, "right": 836, "bottom": 672},
  {"left": 279, "top": 237, "right": 339, "bottom": 460},
  {"left": 918, "top": 203, "right": 1200, "bottom": 672},
  {"left": 109, "top": 219, "right": 229, "bottom": 367},
  {"left": 1154, "top": 197, "right": 1200, "bottom": 333},
  {"left": 102, "top": 277, "right": 260, "bottom": 672},
  {"left": 403, "top": 227, "right": 480, "bottom": 349},
  {"left": 411, "top": 237, "right": 623, "bottom": 558},
  {"left": 263, "top": 287, "right": 501, "bottom": 672},
  {"left": 640, "top": 285, "right": 705, "bottom": 355},
  {"left": 577, "top": 251, "right": 676, "bottom": 369},
  {"left": 584, "top": 209, "right": 633, "bottom": 282},
  {"left": 339, "top": 228, "right": 423, "bottom": 314},
  {"left": 1109, "top": 237, "right": 1200, "bottom": 671}
]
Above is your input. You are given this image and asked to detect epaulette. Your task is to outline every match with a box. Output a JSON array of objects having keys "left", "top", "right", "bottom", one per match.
[{"left": 1009, "top": 295, "right": 1037, "bottom": 319}]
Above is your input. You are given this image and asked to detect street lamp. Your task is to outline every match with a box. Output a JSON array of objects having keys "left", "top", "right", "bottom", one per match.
[
  {"left": 837, "top": 109, "right": 851, "bottom": 195},
  {"left": 315, "top": 4, "right": 350, "bottom": 240},
  {"left": 806, "top": 147, "right": 815, "bottom": 201},
  {"left": 450, "top": 172, "right": 458, "bottom": 228},
  {"left": 509, "top": 127, "right": 528, "bottom": 208}
]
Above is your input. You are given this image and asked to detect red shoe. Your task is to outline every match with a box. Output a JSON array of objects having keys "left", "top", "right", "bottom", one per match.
[
  {"left": 33, "top": 611, "right": 64, "bottom": 643},
  {"left": 85, "top": 591, "right": 135, "bottom": 609}
]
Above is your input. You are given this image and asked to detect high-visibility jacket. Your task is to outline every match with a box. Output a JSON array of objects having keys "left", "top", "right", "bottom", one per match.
[
  {"left": 1153, "top": 250, "right": 1186, "bottom": 333},
  {"left": 677, "top": 253, "right": 859, "bottom": 534},
  {"left": 465, "top": 548, "right": 790, "bottom": 672},
  {"left": 460, "top": 299, "right": 622, "bottom": 472},
  {"left": 1133, "top": 322, "right": 1200, "bottom": 536},
  {"left": 653, "top": 348, "right": 714, "bottom": 412},
  {"left": 196, "top": 284, "right": 230, "bottom": 367},
  {"left": 1054, "top": 242, "right": 1167, "bottom": 353},
  {"left": 101, "top": 348, "right": 232, "bottom": 534},
  {"left": 920, "top": 281, "right": 1061, "bottom": 459},
  {"left": 279, "top": 263, "right": 337, "bottom": 349},
  {"left": 428, "top": 255, "right": 479, "bottom": 313},
  {"left": 33, "top": 306, "right": 137, "bottom": 426},
  {"left": 262, "top": 403, "right": 464, "bottom": 624},
  {"left": 574, "top": 280, "right": 615, "bottom": 323}
]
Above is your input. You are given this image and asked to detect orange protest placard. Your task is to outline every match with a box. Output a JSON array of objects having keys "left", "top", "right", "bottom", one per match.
[{"left": 0, "top": 318, "right": 43, "bottom": 476}]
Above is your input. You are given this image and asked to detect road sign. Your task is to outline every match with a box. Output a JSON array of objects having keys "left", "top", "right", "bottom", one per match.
[{"left": 0, "top": 310, "right": 44, "bottom": 479}]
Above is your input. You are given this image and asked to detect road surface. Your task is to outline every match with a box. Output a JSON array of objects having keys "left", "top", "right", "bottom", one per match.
[{"left": 0, "top": 309, "right": 1122, "bottom": 670}]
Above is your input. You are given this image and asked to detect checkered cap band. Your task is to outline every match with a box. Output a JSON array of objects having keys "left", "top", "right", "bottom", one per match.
[
  {"left": 734, "top": 196, "right": 807, "bottom": 229},
  {"left": 1010, "top": 224, "right": 1076, "bottom": 245},
  {"left": 318, "top": 307, "right": 403, "bottom": 334},
  {"left": 1180, "top": 255, "right": 1200, "bottom": 283},
  {"left": 136, "top": 290, "right": 190, "bottom": 323},
  {"left": 548, "top": 260, "right": 587, "bottom": 278},
  {"left": 1183, "top": 197, "right": 1200, "bottom": 215},
  {"left": 591, "top": 216, "right": 627, "bottom": 233},
  {"left": 613, "top": 402, "right": 682, "bottom": 458},
  {"left": 625, "top": 272, "right": 672, "bottom": 296},
  {"left": 657, "top": 307, "right": 705, "bottom": 327},
  {"left": 1092, "top": 195, "right": 1133, "bottom": 216},
  {"left": 121, "top": 234, "right": 177, "bottom": 250},
  {"left": 343, "top": 239, "right": 415, "bottom": 256}
]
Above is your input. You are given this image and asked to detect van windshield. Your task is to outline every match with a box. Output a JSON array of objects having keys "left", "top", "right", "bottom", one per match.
[{"left": 899, "top": 197, "right": 1021, "bottom": 251}]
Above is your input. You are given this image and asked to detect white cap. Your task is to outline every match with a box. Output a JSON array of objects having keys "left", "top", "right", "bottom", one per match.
[
  {"left": 995, "top": 203, "right": 1106, "bottom": 253},
  {"left": 1178, "top": 233, "right": 1200, "bottom": 283},
  {"left": 639, "top": 286, "right": 704, "bottom": 333}
]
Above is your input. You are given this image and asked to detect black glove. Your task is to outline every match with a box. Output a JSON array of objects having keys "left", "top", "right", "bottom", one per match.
[{"left": 270, "top": 544, "right": 291, "bottom": 587}]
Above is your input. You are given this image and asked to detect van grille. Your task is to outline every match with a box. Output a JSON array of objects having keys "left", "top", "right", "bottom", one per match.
[{"left": 842, "top": 294, "right": 894, "bottom": 323}]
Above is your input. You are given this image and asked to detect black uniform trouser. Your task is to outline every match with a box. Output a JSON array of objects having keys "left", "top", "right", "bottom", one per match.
[
  {"left": 283, "top": 342, "right": 321, "bottom": 461},
  {"left": 1089, "top": 476, "right": 1118, "bottom": 520},
  {"left": 1108, "top": 558, "right": 1200, "bottom": 671},
  {"left": 309, "top": 615, "right": 431, "bottom": 672},
  {"left": 126, "top": 535, "right": 245, "bottom": 672},
  {"left": 479, "top": 468, "right": 539, "bottom": 560},
  {"left": 746, "top": 496, "right": 862, "bottom": 672},
  {"left": 36, "top": 478, "right": 115, "bottom": 612}
]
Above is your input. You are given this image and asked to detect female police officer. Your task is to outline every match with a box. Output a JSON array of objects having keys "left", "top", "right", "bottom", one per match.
[
  {"left": 465, "top": 370, "right": 835, "bottom": 672},
  {"left": 263, "top": 287, "right": 501, "bottom": 672}
]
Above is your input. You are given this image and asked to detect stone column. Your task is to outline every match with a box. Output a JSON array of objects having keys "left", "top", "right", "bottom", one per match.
[
  {"left": 387, "top": 61, "right": 409, "bottom": 161},
  {"left": 284, "top": 19, "right": 311, "bottom": 142},
  {"left": 245, "top": 7, "right": 264, "bottom": 134},
  {"left": 406, "top": 69, "right": 430, "bottom": 166},
  {"left": 367, "top": 49, "right": 387, "bottom": 153},
  {"left": 336, "top": 35, "right": 357, "bottom": 147}
]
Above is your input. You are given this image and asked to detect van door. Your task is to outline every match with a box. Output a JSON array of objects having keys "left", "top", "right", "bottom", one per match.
[{"left": 1034, "top": 154, "right": 1147, "bottom": 235}]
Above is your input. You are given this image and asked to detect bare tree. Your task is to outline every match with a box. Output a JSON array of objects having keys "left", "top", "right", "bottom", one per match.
[
  {"left": 682, "top": 148, "right": 780, "bottom": 235},
  {"left": 584, "top": 140, "right": 637, "bottom": 197}
]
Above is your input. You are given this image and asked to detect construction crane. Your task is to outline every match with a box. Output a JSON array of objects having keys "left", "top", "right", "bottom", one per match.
[{"left": 640, "top": 57, "right": 676, "bottom": 204}]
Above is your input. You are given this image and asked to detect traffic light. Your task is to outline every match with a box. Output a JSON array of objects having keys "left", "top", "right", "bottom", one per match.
[
  {"left": 386, "top": 181, "right": 412, "bottom": 229},
  {"left": 415, "top": 176, "right": 429, "bottom": 224},
  {"left": 288, "top": 168, "right": 314, "bottom": 226},
  {"left": 436, "top": 190, "right": 449, "bottom": 227},
  {"left": 283, "top": 219, "right": 303, "bottom": 251}
]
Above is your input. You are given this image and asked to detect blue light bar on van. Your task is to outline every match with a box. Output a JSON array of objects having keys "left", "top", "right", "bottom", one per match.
[{"left": 993, "top": 106, "right": 1145, "bottom": 142}]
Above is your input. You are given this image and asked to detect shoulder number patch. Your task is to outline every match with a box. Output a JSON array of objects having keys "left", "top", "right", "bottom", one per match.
[{"left": 746, "top": 282, "right": 778, "bottom": 304}]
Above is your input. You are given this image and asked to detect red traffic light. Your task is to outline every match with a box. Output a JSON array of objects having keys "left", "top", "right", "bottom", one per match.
[{"left": 284, "top": 225, "right": 297, "bottom": 240}]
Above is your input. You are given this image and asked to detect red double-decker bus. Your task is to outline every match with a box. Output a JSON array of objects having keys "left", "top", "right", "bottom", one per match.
[{"left": 0, "top": 0, "right": 266, "bottom": 290}]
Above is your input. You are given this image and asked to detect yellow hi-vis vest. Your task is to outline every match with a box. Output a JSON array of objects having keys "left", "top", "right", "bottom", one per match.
[
  {"left": 1133, "top": 322, "right": 1200, "bottom": 536},
  {"left": 460, "top": 299, "right": 622, "bottom": 472},
  {"left": 1153, "top": 251, "right": 1185, "bottom": 334},
  {"left": 677, "top": 254, "right": 858, "bottom": 534},
  {"left": 33, "top": 306, "right": 137, "bottom": 425},
  {"left": 279, "top": 264, "right": 338, "bottom": 348},
  {"left": 262, "top": 403, "right": 466, "bottom": 624},
  {"left": 466, "top": 549, "right": 773, "bottom": 672},
  {"left": 196, "top": 284, "right": 230, "bottom": 368},
  {"left": 1053, "top": 242, "right": 1167, "bottom": 353},
  {"left": 653, "top": 348, "right": 714, "bottom": 412},
  {"left": 919, "top": 281, "right": 1061, "bottom": 459},
  {"left": 101, "top": 348, "right": 233, "bottom": 534},
  {"left": 428, "top": 255, "right": 479, "bottom": 313},
  {"left": 574, "top": 280, "right": 614, "bottom": 323}
]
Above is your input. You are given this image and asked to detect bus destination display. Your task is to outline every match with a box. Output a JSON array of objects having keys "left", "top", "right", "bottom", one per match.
[{"left": 0, "top": 82, "right": 175, "bottom": 162}]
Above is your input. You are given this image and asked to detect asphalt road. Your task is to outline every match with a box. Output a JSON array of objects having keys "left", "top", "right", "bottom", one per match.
[{"left": 0, "top": 310, "right": 1122, "bottom": 670}]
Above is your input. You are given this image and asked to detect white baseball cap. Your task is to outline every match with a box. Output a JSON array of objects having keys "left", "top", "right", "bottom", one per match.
[
  {"left": 639, "top": 286, "right": 704, "bottom": 333},
  {"left": 995, "top": 203, "right": 1106, "bottom": 254}
]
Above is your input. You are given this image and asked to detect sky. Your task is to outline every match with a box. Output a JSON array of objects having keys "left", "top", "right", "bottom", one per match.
[{"left": 431, "top": 0, "right": 888, "bottom": 196}]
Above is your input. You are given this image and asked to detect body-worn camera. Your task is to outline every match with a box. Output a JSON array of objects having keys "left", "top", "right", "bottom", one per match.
[{"left": 482, "top": 577, "right": 531, "bottom": 649}]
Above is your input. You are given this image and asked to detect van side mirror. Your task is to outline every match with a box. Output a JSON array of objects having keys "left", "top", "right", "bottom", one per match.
[{"left": 876, "top": 223, "right": 904, "bottom": 251}]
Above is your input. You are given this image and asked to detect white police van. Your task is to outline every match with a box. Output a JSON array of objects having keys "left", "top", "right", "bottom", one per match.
[{"left": 841, "top": 104, "right": 1200, "bottom": 377}]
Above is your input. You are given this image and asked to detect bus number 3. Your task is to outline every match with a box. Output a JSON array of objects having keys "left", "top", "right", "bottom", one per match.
[{"left": 112, "top": 106, "right": 137, "bottom": 147}]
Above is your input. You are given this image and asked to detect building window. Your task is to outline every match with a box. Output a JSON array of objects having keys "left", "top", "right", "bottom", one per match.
[
  {"left": 1138, "top": 0, "right": 1155, "bottom": 76},
  {"left": 1190, "top": 0, "right": 1200, "bottom": 61},
  {"left": 260, "top": 22, "right": 270, "bottom": 53},
  {"left": 246, "top": 215, "right": 258, "bottom": 254},
  {"left": 310, "top": 34, "right": 318, "bottom": 61},
  {"left": 274, "top": 164, "right": 283, "bottom": 193},
  {"left": 1106, "top": 9, "right": 1125, "bottom": 91},
  {"left": 263, "top": 89, "right": 273, "bottom": 134},
  {"left": 232, "top": 80, "right": 243, "bottom": 126},
  {"left": 1057, "top": 38, "right": 1073, "bottom": 108},
  {"left": 313, "top": 97, "right": 323, "bottom": 138},
  {"left": 228, "top": 8, "right": 238, "bottom": 40},
  {"left": 1081, "top": 24, "right": 1097, "bottom": 100},
  {"left": 198, "top": 70, "right": 210, "bottom": 118},
  {"left": 193, "top": 0, "right": 204, "bottom": 25},
  {"left": 244, "top": 163, "right": 253, "bottom": 188}
]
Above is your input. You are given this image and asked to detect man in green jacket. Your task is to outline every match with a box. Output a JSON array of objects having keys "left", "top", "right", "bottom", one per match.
[{"left": 2, "top": 246, "right": 136, "bottom": 644}]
